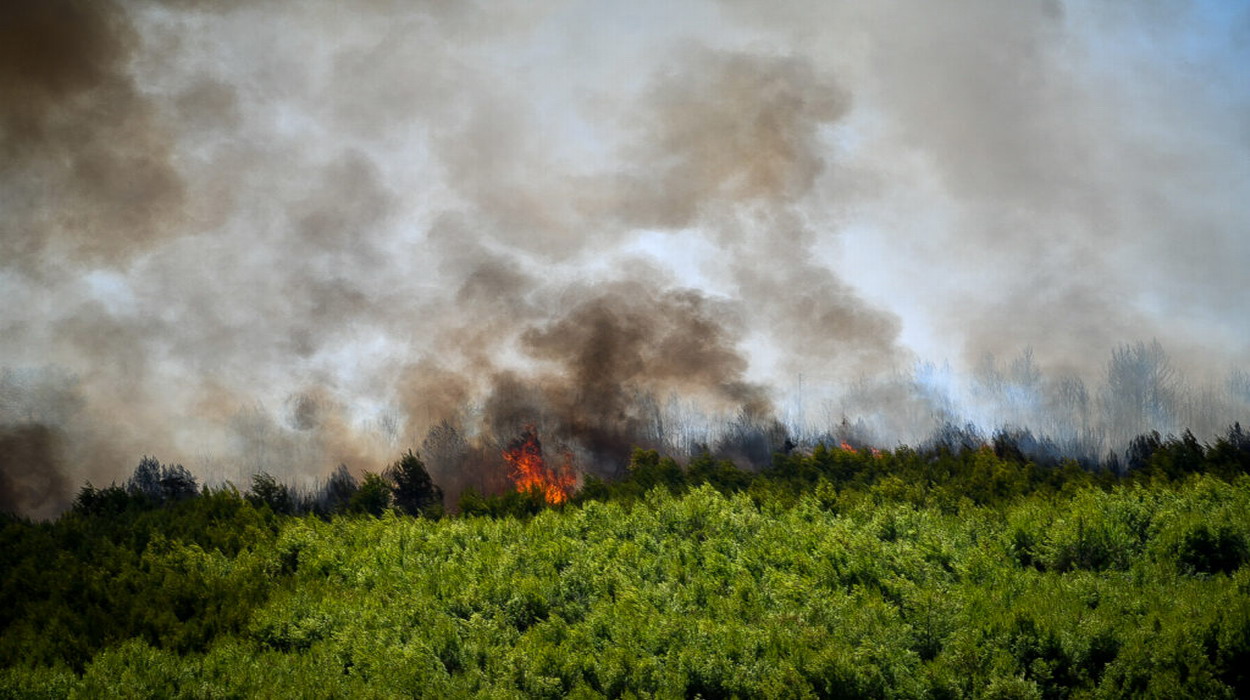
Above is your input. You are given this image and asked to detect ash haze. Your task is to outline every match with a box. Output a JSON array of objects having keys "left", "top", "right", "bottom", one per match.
[{"left": 2, "top": 0, "right": 1248, "bottom": 517}]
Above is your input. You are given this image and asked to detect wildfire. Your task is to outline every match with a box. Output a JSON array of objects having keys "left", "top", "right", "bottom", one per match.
[
  {"left": 503, "top": 427, "right": 576, "bottom": 505},
  {"left": 840, "top": 441, "right": 884, "bottom": 459}
]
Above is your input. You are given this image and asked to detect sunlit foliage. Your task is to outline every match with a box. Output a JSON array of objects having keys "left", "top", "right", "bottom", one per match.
[{"left": 2, "top": 434, "right": 1250, "bottom": 696}]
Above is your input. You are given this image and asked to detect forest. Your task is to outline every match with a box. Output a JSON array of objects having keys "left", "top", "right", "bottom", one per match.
[
  {"left": 2, "top": 0, "right": 1247, "bottom": 695},
  {"left": 3, "top": 424, "right": 1250, "bottom": 698}
]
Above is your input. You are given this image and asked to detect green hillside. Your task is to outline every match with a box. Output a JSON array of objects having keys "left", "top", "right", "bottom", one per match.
[{"left": 3, "top": 441, "right": 1250, "bottom": 698}]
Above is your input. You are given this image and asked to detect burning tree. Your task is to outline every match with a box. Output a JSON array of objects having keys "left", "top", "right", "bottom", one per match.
[{"left": 503, "top": 427, "right": 576, "bottom": 505}]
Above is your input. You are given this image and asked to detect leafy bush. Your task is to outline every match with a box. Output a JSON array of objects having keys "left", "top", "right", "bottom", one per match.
[
  {"left": 385, "top": 449, "right": 443, "bottom": 517},
  {"left": 4, "top": 452, "right": 1250, "bottom": 696}
]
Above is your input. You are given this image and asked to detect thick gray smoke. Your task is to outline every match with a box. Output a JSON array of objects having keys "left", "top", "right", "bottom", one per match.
[{"left": 2, "top": 0, "right": 1248, "bottom": 515}]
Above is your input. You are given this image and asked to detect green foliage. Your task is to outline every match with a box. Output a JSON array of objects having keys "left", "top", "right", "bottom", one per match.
[
  {"left": 0, "top": 488, "right": 279, "bottom": 672},
  {"left": 1166, "top": 520, "right": 1248, "bottom": 575},
  {"left": 1205, "top": 423, "right": 1250, "bottom": 479},
  {"left": 385, "top": 449, "right": 444, "bottom": 517},
  {"left": 126, "top": 456, "right": 199, "bottom": 506},
  {"left": 625, "top": 448, "right": 686, "bottom": 494},
  {"left": 686, "top": 449, "right": 752, "bottom": 493},
  {"left": 72, "top": 482, "right": 145, "bottom": 518},
  {"left": 6, "top": 442, "right": 1250, "bottom": 696},
  {"left": 349, "top": 472, "right": 393, "bottom": 517},
  {"left": 315, "top": 464, "right": 358, "bottom": 517},
  {"left": 246, "top": 472, "right": 293, "bottom": 516},
  {"left": 458, "top": 485, "right": 547, "bottom": 519}
]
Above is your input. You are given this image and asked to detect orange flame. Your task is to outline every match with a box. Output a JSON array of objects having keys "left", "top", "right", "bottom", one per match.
[
  {"left": 840, "top": 441, "right": 883, "bottom": 458},
  {"left": 503, "top": 427, "right": 576, "bottom": 505}
]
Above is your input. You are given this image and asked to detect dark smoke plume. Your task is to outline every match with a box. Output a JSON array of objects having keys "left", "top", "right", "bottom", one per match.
[
  {"left": 511, "top": 282, "right": 771, "bottom": 464},
  {"left": 2, "top": 0, "right": 1247, "bottom": 516},
  {"left": 0, "top": 0, "right": 185, "bottom": 267},
  {"left": 0, "top": 424, "right": 70, "bottom": 519}
]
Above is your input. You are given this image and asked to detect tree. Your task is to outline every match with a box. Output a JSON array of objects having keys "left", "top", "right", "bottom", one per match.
[
  {"left": 247, "top": 472, "right": 293, "bottom": 515},
  {"left": 159, "top": 464, "right": 198, "bottom": 503},
  {"left": 126, "top": 456, "right": 164, "bottom": 503},
  {"left": 385, "top": 450, "right": 443, "bottom": 517},
  {"left": 1104, "top": 340, "right": 1177, "bottom": 445},
  {"left": 315, "top": 465, "right": 357, "bottom": 516},
  {"left": 626, "top": 448, "right": 685, "bottom": 493},
  {"left": 686, "top": 450, "right": 751, "bottom": 493},
  {"left": 349, "top": 472, "right": 392, "bottom": 517},
  {"left": 125, "top": 457, "right": 197, "bottom": 506},
  {"left": 1123, "top": 431, "right": 1163, "bottom": 473},
  {"left": 1207, "top": 423, "right": 1250, "bottom": 477},
  {"left": 72, "top": 483, "right": 138, "bottom": 517}
]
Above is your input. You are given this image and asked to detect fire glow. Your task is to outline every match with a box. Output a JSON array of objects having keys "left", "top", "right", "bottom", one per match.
[
  {"left": 503, "top": 427, "right": 576, "bottom": 505},
  {"left": 841, "top": 441, "right": 883, "bottom": 459}
]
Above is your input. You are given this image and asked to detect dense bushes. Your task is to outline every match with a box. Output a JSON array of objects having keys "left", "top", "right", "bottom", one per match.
[
  {"left": 2, "top": 479, "right": 1249, "bottom": 695},
  {"left": 0, "top": 485, "right": 279, "bottom": 672},
  {"left": 2, "top": 432, "right": 1249, "bottom": 696}
]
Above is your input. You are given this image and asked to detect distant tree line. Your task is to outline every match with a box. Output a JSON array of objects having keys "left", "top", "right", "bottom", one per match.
[
  {"left": 50, "top": 421, "right": 1250, "bottom": 524},
  {"left": 73, "top": 450, "right": 444, "bottom": 522}
]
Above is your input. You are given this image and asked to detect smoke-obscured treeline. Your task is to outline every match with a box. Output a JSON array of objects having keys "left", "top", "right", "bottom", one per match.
[
  {"left": 4, "top": 339, "right": 1248, "bottom": 519},
  {"left": 23, "top": 416, "right": 1250, "bottom": 526}
]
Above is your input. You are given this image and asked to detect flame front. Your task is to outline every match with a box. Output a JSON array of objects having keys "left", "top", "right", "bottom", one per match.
[
  {"left": 841, "top": 441, "right": 883, "bottom": 458},
  {"left": 503, "top": 427, "right": 576, "bottom": 505}
]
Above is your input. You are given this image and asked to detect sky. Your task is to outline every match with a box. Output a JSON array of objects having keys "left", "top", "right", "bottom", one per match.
[{"left": 2, "top": 0, "right": 1249, "bottom": 516}]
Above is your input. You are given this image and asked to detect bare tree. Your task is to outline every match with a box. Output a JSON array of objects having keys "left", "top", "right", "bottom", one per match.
[{"left": 1103, "top": 340, "right": 1177, "bottom": 445}]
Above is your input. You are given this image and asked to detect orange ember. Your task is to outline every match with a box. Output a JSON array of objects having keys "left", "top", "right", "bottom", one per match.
[
  {"left": 840, "top": 441, "right": 883, "bottom": 458},
  {"left": 503, "top": 427, "right": 576, "bottom": 505}
]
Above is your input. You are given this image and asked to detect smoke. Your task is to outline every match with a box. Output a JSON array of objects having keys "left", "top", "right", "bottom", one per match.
[
  {"left": 515, "top": 282, "right": 771, "bottom": 460},
  {"left": 0, "top": 424, "right": 70, "bottom": 519},
  {"left": 608, "top": 47, "right": 906, "bottom": 379},
  {"left": 2, "top": 0, "right": 1248, "bottom": 515},
  {"left": 0, "top": 368, "right": 107, "bottom": 519},
  {"left": 0, "top": 0, "right": 185, "bottom": 268}
]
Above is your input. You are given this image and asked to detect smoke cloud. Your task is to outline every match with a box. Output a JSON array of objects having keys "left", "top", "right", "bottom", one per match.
[{"left": 2, "top": 0, "right": 1247, "bottom": 515}]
